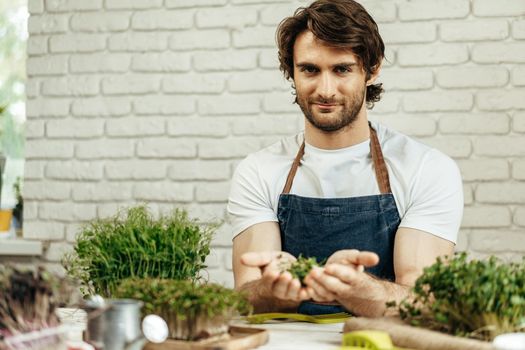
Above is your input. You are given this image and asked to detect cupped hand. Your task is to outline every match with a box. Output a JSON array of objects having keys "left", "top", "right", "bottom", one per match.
[{"left": 241, "top": 251, "right": 310, "bottom": 302}]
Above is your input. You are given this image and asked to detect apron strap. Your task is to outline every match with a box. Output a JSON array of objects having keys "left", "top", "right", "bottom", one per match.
[{"left": 281, "top": 125, "right": 392, "bottom": 195}]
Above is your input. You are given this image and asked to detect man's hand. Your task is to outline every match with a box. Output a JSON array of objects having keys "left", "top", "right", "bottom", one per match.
[{"left": 241, "top": 251, "right": 310, "bottom": 302}]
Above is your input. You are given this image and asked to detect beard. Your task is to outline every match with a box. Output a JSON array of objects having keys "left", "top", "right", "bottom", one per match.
[{"left": 296, "top": 86, "right": 366, "bottom": 133}]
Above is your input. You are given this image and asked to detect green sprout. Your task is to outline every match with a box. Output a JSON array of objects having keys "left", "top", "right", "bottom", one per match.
[{"left": 281, "top": 255, "right": 322, "bottom": 286}]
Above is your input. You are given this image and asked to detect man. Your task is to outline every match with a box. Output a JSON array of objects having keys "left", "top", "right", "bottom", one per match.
[{"left": 227, "top": 0, "right": 463, "bottom": 316}]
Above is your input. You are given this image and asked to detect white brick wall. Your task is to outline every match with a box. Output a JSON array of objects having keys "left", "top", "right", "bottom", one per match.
[{"left": 25, "top": 0, "right": 525, "bottom": 287}]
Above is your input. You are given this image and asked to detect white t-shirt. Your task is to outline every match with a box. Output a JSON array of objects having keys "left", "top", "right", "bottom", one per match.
[{"left": 227, "top": 121, "right": 464, "bottom": 244}]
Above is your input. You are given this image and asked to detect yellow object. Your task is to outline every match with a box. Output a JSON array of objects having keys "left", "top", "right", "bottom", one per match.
[
  {"left": 341, "top": 330, "right": 415, "bottom": 350},
  {"left": 245, "top": 311, "right": 350, "bottom": 324},
  {"left": 0, "top": 209, "right": 12, "bottom": 231}
]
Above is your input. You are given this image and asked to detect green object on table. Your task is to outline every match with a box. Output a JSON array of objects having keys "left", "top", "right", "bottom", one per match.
[
  {"left": 246, "top": 311, "right": 350, "bottom": 324},
  {"left": 341, "top": 330, "right": 415, "bottom": 350}
]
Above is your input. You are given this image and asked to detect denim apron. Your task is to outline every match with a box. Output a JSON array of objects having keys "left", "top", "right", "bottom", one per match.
[{"left": 277, "top": 125, "right": 401, "bottom": 315}]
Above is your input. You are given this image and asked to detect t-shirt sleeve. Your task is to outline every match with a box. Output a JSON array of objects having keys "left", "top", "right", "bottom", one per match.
[
  {"left": 399, "top": 149, "right": 463, "bottom": 244},
  {"left": 227, "top": 155, "right": 278, "bottom": 240}
]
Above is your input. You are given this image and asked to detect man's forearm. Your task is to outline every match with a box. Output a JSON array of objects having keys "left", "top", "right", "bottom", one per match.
[
  {"left": 238, "top": 279, "right": 301, "bottom": 313},
  {"left": 339, "top": 276, "right": 412, "bottom": 317}
]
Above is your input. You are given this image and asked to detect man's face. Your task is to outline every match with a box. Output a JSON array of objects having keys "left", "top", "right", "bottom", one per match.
[{"left": 293, "top": 31, "right": 371, "bottom": 132}]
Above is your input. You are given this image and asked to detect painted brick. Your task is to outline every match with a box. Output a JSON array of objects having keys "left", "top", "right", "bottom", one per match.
[
  {"left": 106, "top": 117, "right": 165, "bottom": 137},
  {"left": 75, "top": 139, "right": 135, "bottom": 159},
  {"left": 105, "top": 0, "right": 163, "bottom": 9},
  {"left": 463, "top": 184, "right": 474, "bottom": 205},
  {"left": 515, "top": 207, "right": 525, "bottom": 226},
  {"left": 72, "top": 183, "right": 133, "bottom": 202},
  {"left": 231, "top": 0, "right": 288, "bottom": 3},
  {"left": 380, "top": 23, "right": 436, "bottom": 44},
  {"left": 26, "top": 121, "right": 45, "bottom": 139},
  {"left": 369, "top": 93, "right": 400, "bottom": 114},
  {"left": 39, "top": 202, "right": 97, "bottom": 221},
  {"left": 26, "top": 98, "right": 70, "bottom": 118},
  {"left": 470, "top": 230, "right": 525, "bottom": 252},
  {"left": 228, "top": 71, "right": 289, "bottom": 92},
  {"left": 439, "top": 113, "right": 510, "bottom": 135},
  {"left": 195, "top": 181, "right": 230, "bottom": 202},
  {"left": 133, "top": 182, "right": 194, "bottom": 202},
  {"left": 398, "top": 44, "right": 468, "bottom": 66},
  {"left": 27, "top": 55, "right": 68, "bottom": 76},
  {"left": 212, "top": 223, "right": 234, "bottom": 247},
  {"left": 24, "top": 161, "right": 46, "bottom": 180},
  {"left": 462, "top": 206, "right": 512, "bottom": 228},
  {"left": 260, "top": 3, "right": 303, "bottom": 25},
  {"left": 24, "top": 201, "right": 38, "bottom": 220},
  {"left": 49, "top": 34, "right": 106, "bottom": 53},
  {"left": 233, "top": 27, "right": 276, "bottom": 48},
  {"left": 514, "top": 112, "right": 525, "bottom": 132},
  {"left": 457, "top": 159, "right": 509, "bottom": 181},
  {"left": 359, "top": 1, "right": 397, "bottom": 23},
  {"left": 105, "top": 160, "right": 168, "bottom": 180},
  {"left": 420, "top": 137, "right": 472, "bottom": 158},
  {"left": 372, "top": 115, "right": 436, "bottom": 137},
  {"left": 193, "top": 50, "right": 258, "bottom": 72},
  {"left": 29, "top": 0, "right": 44, "bottom": 14},
  {"left": 71, "top": 12, "right": 130, "bottom": 32},
  {"left": 163, "top": 73, "right": 226, "bottom": 94},
  {"left": 165, "top": 0, "right": 227, "bottom": 8},
  {"left": 436, "top": 67, "right": 508, "bottom": 88},
  {"left": 477, "top": 183, "right": 525, "bottom": 204},
  {"left": 169, "top": 30, "right": 230, "bottom": 50},
  {"left": 101, "top": 76, "right": 160, "bottom": 95},
  {"left": 167, "top": 118, "right": 229, "bottom": 137},
  {"left": 132, "top": 53, "right": 191, "bottom": 72},
  {"left": 404, "top": 92, "right": 473, "bottom": 112},
  {"left": 70, "top": 53, "right": 130, "bottom": 73},
  {"left": 72, "top": 97, "right": 131, "bottom": 117},
  {"left": 473, "top": 0, "right": 525, "bottom": 17},
  {"left": 477, "top": 89, "right": 525, "bottom": 110},
  {"left": 198, "top": 95, "right": 260, "bottom": 115},
  {"left": 133, "top": 95, "right": 195, "bottom": 115},
  {"left": 44, "top": 242, "right": 73, "bottom": 262},
  {"left": 27, "top": 36, "right": 48, "bottom": 55},
  {"left": 399, "top": 0, "right": 469, "bottom": 21},
  {"left": 513, "top": 160, "right": 525, "bottom": 180},
  {"left": 23, "top": 221, "right": 65, "bottom": 241},
  {"left": 512, "top": 66, "right": 525, "bottom": 86},
  {"left": 26, "top": 80, "right": 40, "bottom": 98},
  {"left": 47, "top": 119, "right": 105, "bottom": 138},
  {"left": 96, "top": 203, "right": 123, "bottom": 219},
  {"left": 196, "top": 7, "right": 257, "bottom": 29},
  {"left": 232, "top": 115, "right": 301, "bottom": 136},
  {"left": 440, "top": 20, "right": 509, "bottom": 42},
  {"left": 456, "top": 229, "right": 469, "bottom": 252},
  {"left": 169, "top": 161, "right": 230, "bottom": 180},
  {"left": 472, "top": 43, "right": 525, "bottom": 63},
  {"left": 109, "top": 33, "right": 168, "bottom": 52},
  {"left": 46, "top": 161, "right": 104, "bottom": 180},
  {"left": 259, "top": 49, "right": 279, "bottom": 69},
  {"left": 186, "top": 203, "right": 226, "bottom": 223},
  {"left": 198, "top": 138, "right": 261, "bottom": 159},
  {"left": 24, "top": 181, "right": 71, "bottom": 200},
  {"left": 41, "top": 76, "right": 99, "bottom": 96},
  {"left": 28, "top": 15, "right": 68, "bottom": 34},
  {"left": 132, "top": 10, "right": 194, "bottom": 30},
  {"left": 45, "top": 0, "right": 102, "bottom": 12},
  {"left": 474, "top": 136, "right": 525, "bottom": 157},
  {"left": 263, "top": 92, "right": 299, "bottom": 113},
  {"left": 26, "top": 140, "right": 74, "bottom": 159},
  {"left": 513, "top": 19, "right": 525, "bottom": 39},
  {"left": 379, "top": 68, "right": 434, "bottom": 91},
  {"left": 136, "top": 138, "right": 197, "bottom": 158}
]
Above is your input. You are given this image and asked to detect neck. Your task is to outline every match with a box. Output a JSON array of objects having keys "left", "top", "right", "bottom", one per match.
[{"left": 304, "top": 111, "right": 370, "bottom": 150}]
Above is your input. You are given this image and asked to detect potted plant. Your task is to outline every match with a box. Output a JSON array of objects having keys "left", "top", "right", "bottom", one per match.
[
  {"left": 63, "top": 205, "right": 215, "bottom": 297},
  {"left": 115, "top": 278, "right": 251, "bottom": 341}
]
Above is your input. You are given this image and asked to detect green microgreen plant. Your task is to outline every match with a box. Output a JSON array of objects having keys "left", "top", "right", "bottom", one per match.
[
  {"left": 63, "top": 205, "right": 216, "bottom": 297},
  {"left": 280, "top": 255, "right": 322, "bottom": 286},
  {"left": 389, "top": 252, "right": 525, "bottom": 341},
  {"left": 115, "top": 278, "right": 252, "bottom": 340}
]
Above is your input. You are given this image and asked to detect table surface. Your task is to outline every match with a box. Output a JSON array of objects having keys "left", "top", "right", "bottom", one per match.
[{"left": 57, "top": 308, "right": 346, "bottom": 350}]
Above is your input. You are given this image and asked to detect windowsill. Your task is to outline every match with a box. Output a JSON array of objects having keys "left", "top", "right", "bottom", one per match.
[{"left": 0, "top": 239, "right": 42, "bottom": 256}]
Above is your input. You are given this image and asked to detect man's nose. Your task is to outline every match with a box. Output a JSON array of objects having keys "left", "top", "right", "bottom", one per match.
[{"left": 316, "top": 73, "right": 336, "bottom": 99}]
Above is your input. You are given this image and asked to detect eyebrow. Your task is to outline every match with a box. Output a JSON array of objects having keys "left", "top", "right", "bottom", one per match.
[{"left": 296, "top": 62, "right": 358, "bottom": 69}]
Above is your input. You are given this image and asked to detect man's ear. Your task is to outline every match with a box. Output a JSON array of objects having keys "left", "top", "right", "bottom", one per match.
[{"left": 366, "top": 62, "right": 382, "bottom": 86}]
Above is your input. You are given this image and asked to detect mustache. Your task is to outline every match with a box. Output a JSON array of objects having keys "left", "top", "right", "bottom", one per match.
[{"left": 308, "top": 97, "right": 344, "bottom": 105}]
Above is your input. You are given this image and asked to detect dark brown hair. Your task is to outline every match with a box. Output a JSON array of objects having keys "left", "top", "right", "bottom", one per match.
[{"left": 276, "top": 0, "right": 385, "bottom": 108}]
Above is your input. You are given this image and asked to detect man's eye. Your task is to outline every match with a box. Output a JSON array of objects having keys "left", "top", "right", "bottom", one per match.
[
  {"left": 334, "top": 66, "right": 350, "bottom": 74},
  {"left": 301, "top": 66, "right": 318, "bottom": 73}
]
